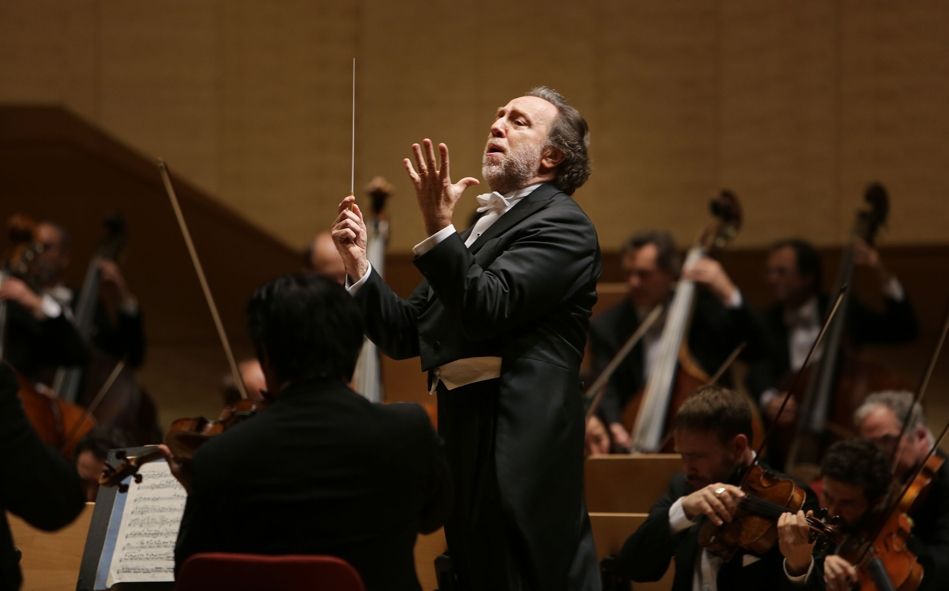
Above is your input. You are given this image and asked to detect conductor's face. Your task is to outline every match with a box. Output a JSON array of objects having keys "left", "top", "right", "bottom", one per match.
[{"left": 482, "top": 95, "right": 559, "bottom": 194}]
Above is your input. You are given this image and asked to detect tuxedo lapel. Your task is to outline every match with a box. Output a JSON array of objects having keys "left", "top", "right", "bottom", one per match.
[{"left": 467, "top": 184, "right": 558, "bottom": 254}]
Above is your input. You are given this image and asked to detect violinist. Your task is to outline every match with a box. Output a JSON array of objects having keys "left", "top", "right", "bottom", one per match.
[
  {"left": 618, "top": 385, "right": 818, "bottom": 590},
  {"left": 0, "top": 360, "right": 86, "bottom": 590},
  {"left": 587, "top": 230, "right": 763, "bottom": 453},
  {"left": 777, "top": 438, "right": 893, "bottom": 590},
  {"left": 749, "top": 238, "right": 918, "bottom": 434},
  {"left": 166, "top": 274, "right": 450, "bottom": 591},
  {"left": 854, "top": 391, "right": 949, "bottom": 590}
]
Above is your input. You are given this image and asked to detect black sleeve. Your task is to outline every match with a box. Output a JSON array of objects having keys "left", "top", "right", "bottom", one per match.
[
  {"left": 0, "top": 361, "right": 85, "bottom": 531},
  {"left": 616, "top": 479, "right": 682, "bottom": 582},
  {"left": 848, "top": 294, "right": 918, "bottom": 345},
  {"left": 588, "top": 317, "right": 626, "bottom": 426},
  {"left": 92, "top": 305, "right": 147, "bottom": 368},
  {"left": 352, "top": 269, "right": 429, "bottom": 361}
]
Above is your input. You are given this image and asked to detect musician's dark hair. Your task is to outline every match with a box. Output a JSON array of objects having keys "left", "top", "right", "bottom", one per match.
[
  {"left": 525, "top": 86, "right": 591, "bottom": 195},
  {"left": 247, "top": 273, "right": 364, "bottom": 383},
  {"left": 771, "top": 238, "right": 822, "bottom": 293},
  {"left": 821, "top": 438, "right": 891, "bottom": 503},
  {"left": 673, "top": 385, "right": 753, "bottom": 444},
  {"left": 623, "top": 230, "right": 682, "bottom": 277}
]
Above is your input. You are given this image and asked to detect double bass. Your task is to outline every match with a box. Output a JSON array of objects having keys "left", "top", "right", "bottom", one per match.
[
  {"left": 785, "top": 182, "right": 910, "bottom": 480},
  {"left": 50, "top": 213, "right": 161, "bottom": 445},
  {"left": 622, "top": 190, "right": 759, "bottom": 452}
]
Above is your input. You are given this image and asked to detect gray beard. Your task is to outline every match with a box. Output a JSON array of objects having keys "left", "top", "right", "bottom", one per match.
[{"left": 481, "top": 145, "right": 541, "bottom": 194}]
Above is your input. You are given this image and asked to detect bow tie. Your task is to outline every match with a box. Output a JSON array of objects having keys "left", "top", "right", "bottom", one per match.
[{"left": 475, "top": 192, "right": 509, "bottom": 214}]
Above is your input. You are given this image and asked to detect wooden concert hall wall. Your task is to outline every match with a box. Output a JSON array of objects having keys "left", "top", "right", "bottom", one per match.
[
  {"left": 1, "top": 1, "right": 947, "bottom": 430},
  {"left": 1, "top": 1, "right": 947, "bottom": 253}
]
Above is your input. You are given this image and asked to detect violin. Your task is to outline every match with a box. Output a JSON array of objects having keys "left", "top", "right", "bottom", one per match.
[
  {"left": 698, "top": 463, "right": 840, "bottom": 560},
  {"left": 0, "top": 214, "right": 96, "bottom": 457},
  {"left": 836, "top": 509, "right": 922, "bottom": 591},
  {"left": 99, "top": 397, "right": 266, "bottom": 491}
]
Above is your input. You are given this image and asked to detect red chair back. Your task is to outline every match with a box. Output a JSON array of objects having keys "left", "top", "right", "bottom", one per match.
[{"left": 176, "top": 553, "right": 366, "bottom": 591}]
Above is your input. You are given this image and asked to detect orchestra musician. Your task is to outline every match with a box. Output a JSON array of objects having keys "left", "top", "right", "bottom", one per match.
[
  {"left": 586, "top": 229, "right": 765, "bottom": 454},
  {"left": 0, "top": 220, "right": 88, "bottom": 380},
  {"left": 776, "top": 438, "right": 897, "bottom": 590},
  {"left": 332, "top": 87, "right": 601, "bottom": 590},
  {"left": 853, "top": 391, "right": 949, "bottom": 590},
  {"left": 165, "top": 273, "right": 450, "bottom": 591},
  {"left": 617, "top": 385, "right": 818, "bottom": 590},
  {"left": 749, "top": 238, "right": 918, "bottom": 431},
  {"left": 303, "top": 230, "right": 347, "bottom": 285},
  {"left": 0, "top": 360, "right": 86, "bottom": 590}
]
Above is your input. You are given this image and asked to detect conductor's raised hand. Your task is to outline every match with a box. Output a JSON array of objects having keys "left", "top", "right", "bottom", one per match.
[
  {"left": 331, "top": 195, "right": 369, "bottom": 281},
  {"left": 403, "top": 139, "right": 479, "bottom": 236}
]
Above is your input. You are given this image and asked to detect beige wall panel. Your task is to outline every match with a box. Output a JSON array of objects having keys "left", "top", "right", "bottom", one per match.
[
  {"left": 0, "top": 1, "right": 99, "bottom": 116},
  {"left": 837, "top": 1, "right": 949, "bottom": 245},
  {"left": 358, "top": 0, "right": 480, "bottom": 249},
  {"left": 97, "top": 1, "right": 219, "bottom": 194},
  {"left": 1, "top": 1, "right": 947, "bottom": 251},
  {"left": 592, "top": 2, "right": 720, "bottom": 251},
  {"left": 359, "top": 0, "right": 598, "bottom": 249},
  {"left": 719, "top": 1, "right": 840, "bottom": 247},
  {"left": 217, "top": 0, "right": 357, "bottom": 245}
]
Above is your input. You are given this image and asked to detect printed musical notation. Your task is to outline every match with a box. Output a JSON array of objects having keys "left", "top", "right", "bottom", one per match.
[{"left": 106, "top": 461, "right": 186, "bottom": 586}]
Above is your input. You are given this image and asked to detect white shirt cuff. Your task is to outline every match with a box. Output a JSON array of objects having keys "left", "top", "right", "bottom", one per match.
[
  {"left": 346, "top": 263, "right": 373, "bottom": 295},
  {"left": 668, "top": 497, "right": 696, "bottom": 534},
  {"left": 783, "top": 557, "right": 814, "bottom": 584},
  {"left": 412, "top": 224, "right": 456, "bottom": 257},
  {"left": 883, "top": 276, "right": 905, "bottom": 301},
  {"left": 40, "top": 294, "right": 63, "bottom": 319},
  {"left": 727, "top": 288, "right": 743, "bottom": 309}
]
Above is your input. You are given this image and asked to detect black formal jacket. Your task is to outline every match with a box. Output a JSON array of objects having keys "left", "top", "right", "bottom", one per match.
[
  {"left": 746, "top": 292, "right": 918, "bottom": 399},
  {"left": 590, "top": 291, "right": 766, "bottom": 427},
  {"left": 2, "top": 300, "right": 87, "bottom": 381},
  {"left": 353, "top": 183, "right": 602, "bottom": 590},
  {"left": 618, "top": 468, "right": 818, "bottom": 591},
  {"left": 173, "top": 378, "right": 450, "bottom": 591},
  {"left": 0, "top": 361, "right": 86, "bottom": 591}
]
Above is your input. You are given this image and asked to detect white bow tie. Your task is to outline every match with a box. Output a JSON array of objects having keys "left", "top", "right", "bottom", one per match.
[{"left": 475, "top": 191, "right": 509, "bottom": 214}]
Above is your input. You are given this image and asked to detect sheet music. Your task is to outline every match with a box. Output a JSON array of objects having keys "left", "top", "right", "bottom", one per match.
[{"left": 105, "top": 461, "right": 186, "bottom": 586}]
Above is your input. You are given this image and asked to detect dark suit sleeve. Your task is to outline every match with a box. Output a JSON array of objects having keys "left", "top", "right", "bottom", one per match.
[
  {"left": 616, "top": 480, "right": 682, "bottom": 582},
  {"left": 0, "top": 361, "right": 85, "bottom": 531},
  {"left": 415, "top": 207, "right": 598, "bottom": 342},
  {"left": 848, "top": 294, "right": 918, "bottom": 345},
  {"left": 352, "top": 269, "right": 430, "bottom": 360},
  {"left": 93, "top": 305, "right": 147, "bottom": 368},
  {"left": 588, "top": 316, "right": 626, "bottom": 426}
]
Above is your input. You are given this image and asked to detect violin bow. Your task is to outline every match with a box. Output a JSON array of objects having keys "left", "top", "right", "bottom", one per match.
[
  {"left": 752, "top": 284, "right": 849, "bottom": 464},
  {"left": 158, "top": 161, "right": 250, "bottom": 401},
  {"left": 584, "top": 304, "right": 663, "bottom": 420},
  {"left": 888, "top": 297, "right": 949, "bottom": 473}
]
